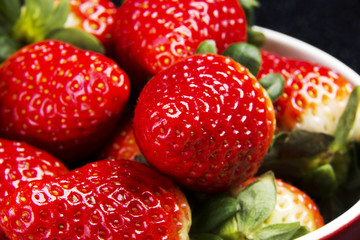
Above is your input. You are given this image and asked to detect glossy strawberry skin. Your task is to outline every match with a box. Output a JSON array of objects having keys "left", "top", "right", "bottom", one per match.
[
  {"left": 0, "top": 159, "right": 191, "bottom": 240},
  {"left": 0, "top": 138, "right": 69, "bottom": 239},
  {"left": 133, "top": 53, "right": 275, "bottom": 193},
  {"left": 231, "top": 177, "right": 324, "bottom": 232},
  {"left": 98, "top": 115, "right": 142, "bottom": 161},
  {"left": 0, "top": 40, "right": 130, "bottom": 164},
  {"left": 258, "top": 50, "right": 353, "bottom": 134},
  {"left": 112, "top": 0, "right": 247, "bottom": 91},
  {"left": 56, "top": 0, "right": 117, "bottom": 53},
  {"left": 0, "top": 139, "right": 69, "bottom": 203}
]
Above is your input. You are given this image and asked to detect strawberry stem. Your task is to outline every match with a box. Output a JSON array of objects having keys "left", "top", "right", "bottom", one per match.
[
  {"left": 330, "top": 86, "right": 360, "bottom": 152},
  {"left": 238, "top": 0, "right": 260, "bottom": 27}
]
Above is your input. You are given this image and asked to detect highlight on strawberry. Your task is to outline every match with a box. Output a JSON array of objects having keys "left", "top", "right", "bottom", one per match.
[
  {"left": 0, "top": 0, "right": 117, "bottom": 62},
  {"left": 133, "top": 53, "right": 276, "bottom": 193},
  {"left": 0, "top": 40, "right": 130, "bottom": 165},
  {"left": 112, "top": 0, "right": 249, "bottom": 92},
  {"left": 0, "top": 0, "right": 358, "bottom": 239},
  {"left": 0, "top": 138, "right": 69, "bottom": 239},
  {"left": 0, "top": 159, "right": 191, "bottom": 239}
]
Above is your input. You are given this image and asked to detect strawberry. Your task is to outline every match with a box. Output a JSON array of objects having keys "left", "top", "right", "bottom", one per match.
[
  {"left": 190, "top": 172, "right": 323, "bottom": 240},
  {"left": 97, "top": 115, "right": 142, "bottom": 161},
  {"left": 0, "top": 0, "right": 111, "bottom": 62},
  {"left": 133, "top": 53, "right": 275, "bottom": 193},
  {"left": 0, "top": 40, "right": 130, "bottom": 165},
  {"left": 0, "top": 138, "right": 69, "bottom": 239},
  {"left": 112, "top": 0, "right": 248, "bottom": 91},
  {"left": 0, "top": 159, "right": 191, "bottom": 240},
  {"left": 258, "top": 50, "right": 354, "bottom": 137},
  {"left": 54, "top": 0, "right": 118, "bottom": 54},
  {"left": 257, "top": 49, "right": 360, "bottom": 221}
]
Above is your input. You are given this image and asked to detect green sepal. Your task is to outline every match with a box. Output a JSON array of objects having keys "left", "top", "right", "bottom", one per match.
[
  {"left": 330, "top": 86, "right": 360, "bottom": 152},
  {"left": 46, "top": 28, "right": 105, "bottom": 54},
  {"left": 234, "top": 171, "right": 276, "bottom": 235},
  {"left": 303, "top": 163, "right": 337, "bottom": 197},
  {"left": 247, "top": 28, "right": 266, "bottom": 47},
  {"left": 252, "top": 222, "right": 309, "bottom": 240},
  {"left": 0, "top": 0, "right": 21, "bottom": 32},
  {"left": 134, "top": 154, "right": 150, "bottom": 166},
  {"left": 13, "top": 0, "right": 70, "bottom": 44},
  {"left": 343, "top": 141, "right": 360, "bottom": 190},
  {"left": 223, "top": 42, "right": 261, "bottom": 77},
  {"left": 261, "top": 130, "right": 334, "bottom": 180},
  {"left": 291, "top": 226, "right": 311, "bottom": 239},
  {"left": 196, "top": 40, "right": 218, "bottom": 54},
  {"left": 0, "top": 34, "right": 20, "bottom": 63},
  {"left": 259, "top": 74, "right": 285, "bottom": 102},
  {"left": 190, "top": 194, "right": 240, "bottom": 234},
  {"left": 238, "top": 0, "right": 260, "bottom": 27}
]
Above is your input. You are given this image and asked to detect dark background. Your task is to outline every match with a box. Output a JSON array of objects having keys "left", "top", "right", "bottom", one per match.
[{"left": 111, "top": 0, "right": 360, "bottom": 74}]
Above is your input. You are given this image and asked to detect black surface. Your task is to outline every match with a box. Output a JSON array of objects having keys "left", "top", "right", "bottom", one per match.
[
  {"left": 111, "top": 0, "right": 360, "bottom": 74},
  {"left": 255, "top": 0, "right": 360, "bottom": 74}
]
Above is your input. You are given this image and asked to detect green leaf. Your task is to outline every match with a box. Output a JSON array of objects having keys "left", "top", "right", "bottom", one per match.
[
  {"left": 252, "top": 222, "right": 309, "bottom": 240},
  {"left": 235, "top": 171, "right": 277, "bottom": 234},
  {"left": 190, "top": 195, "right": 240, "bottom": 234},
  {"left": 291, "top": 226, "right": 310, "bottom": 239},
  {"left": 12, "top": 0, "right": 70, "bottom": 43},
  {"left": 331, "top": 86, "right": 360, "bottom": 152},
  {"left": 223, "top": 42, "right": 261, "bottom": 76},
  {"left": 216, "top": 214, "right": 247, "bottom": 240},
  {"left": 0, "top": 34, "right": 20, "bottom": 63},
  {"left": 45, "top": 0, "right": 71, "bottom": 32},
  {"left": 259, "top": 74, "right": 285, "bottom": 102},
  {"left": 247, "top": 28, "right": 266, "bottom": 47},
  {"left": 303, "top": 163, "right": 337, "bottom": 197},
  {"left": 196, "top": 40, "right": 217, "bottom": 54},
  {"left": 0, "top": 0, "right": 21, "bottom": 28},
  {"left": 344, "top": 142, "right": 360, "bottom": 189},
  {"left": 238, "top": 0, "right": 260, "bottom": 26},
  {"left": 46, "top": 28, "right": 105, "bottom": 54},
  {"left": 260, "top": 130, "right": 334, "bottom": 181}
]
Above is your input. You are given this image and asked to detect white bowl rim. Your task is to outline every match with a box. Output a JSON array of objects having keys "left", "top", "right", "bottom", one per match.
[{"left": 254, "top": 26, "right": 360, "bottom": 240}]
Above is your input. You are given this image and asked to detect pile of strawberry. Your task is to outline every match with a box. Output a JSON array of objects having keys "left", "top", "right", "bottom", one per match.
[{"left": 0, "top": 0, "right": 359, "bottom": 239}]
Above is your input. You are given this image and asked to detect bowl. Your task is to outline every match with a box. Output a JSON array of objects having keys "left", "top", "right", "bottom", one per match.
[{"left": 255, "top": 26, "right": 360, "bottom": 240}]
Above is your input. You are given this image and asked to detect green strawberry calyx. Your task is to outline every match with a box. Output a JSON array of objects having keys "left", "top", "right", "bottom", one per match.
[
  {"left": 196, "top": 40, "right": 284, "bottom": 101},
  {"left": 238, "top": 0, "right": 265, "bottom": 47},
  {"left": 0, "top": 0, "right": 104, "bottom": 63},
  {"left": 259, "top": 86, "right": 360, "bottom": 221},
  {"left": 190, "top": 171, "right": 310, "bottom": 240}
]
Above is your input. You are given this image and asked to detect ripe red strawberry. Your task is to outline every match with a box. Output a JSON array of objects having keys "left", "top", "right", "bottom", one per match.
[
  {"left": 231, "top": 177, "right": 324, "bottom": 232},
  {"left": 258, "top": 50, "right": 355, "bottom": 137},
  {"left": 55, "top": 0, "right": 118, "bottom": 54},
  {"left": 0, "top": 40, "right": 130, "bottom": 165},
  {"left": 97, "top": 115, "right": 142, "bottom": 161},
  {"left": 112, "top": 0, "right": 248, "bottom": 91},
  {"left": 0, "top": 159, "right": 191, "bottom": 240},
  {"left": 133, "top": 53, "right": 275, "bottom": 193},
  {"left": 1, "top": 0, "right": 113, "bottom": 62},
  {"left": 0, "top": 138, "right": 69, "bottom": 239}
]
